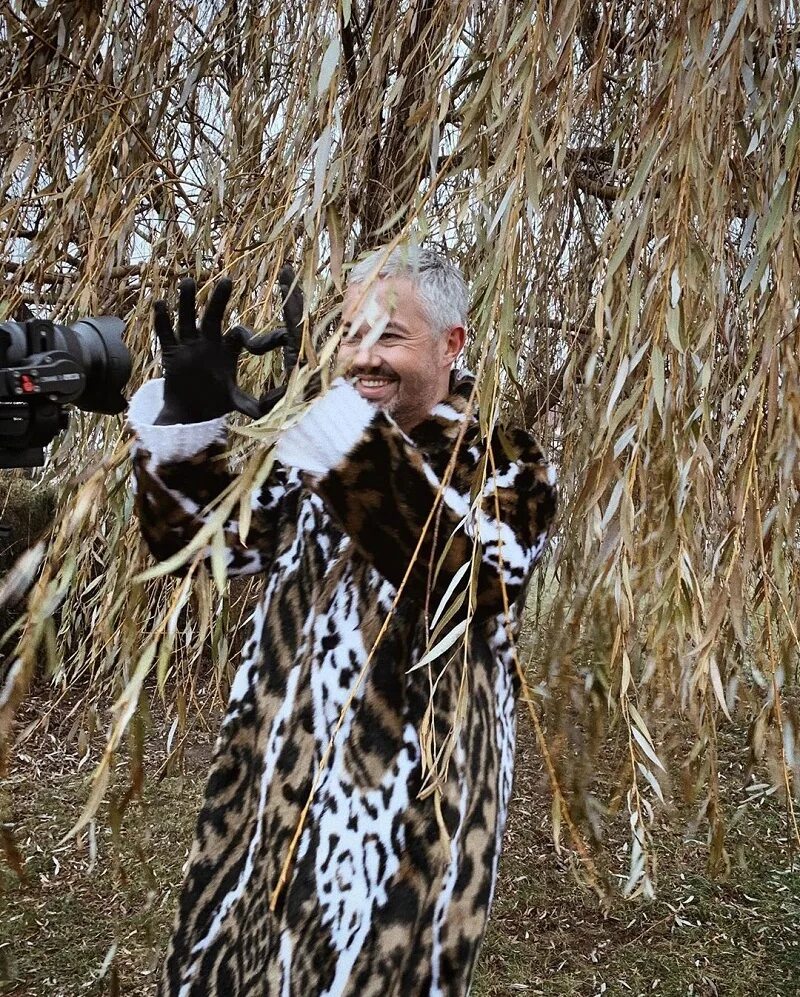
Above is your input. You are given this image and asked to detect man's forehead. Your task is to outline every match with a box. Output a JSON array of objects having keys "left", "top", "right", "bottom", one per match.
[{"left": 342, "top": 276, "right": 423, "bottom": 324}]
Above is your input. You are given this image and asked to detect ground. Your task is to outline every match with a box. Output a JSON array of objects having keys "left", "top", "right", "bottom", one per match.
[{"left": 1, "top": 689, "right": 799, "bottom": 997}]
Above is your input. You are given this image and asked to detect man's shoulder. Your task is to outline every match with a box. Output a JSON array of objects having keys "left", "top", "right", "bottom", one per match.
[{"left": 407, "top": 371, "right": 551, "bottom": 482}]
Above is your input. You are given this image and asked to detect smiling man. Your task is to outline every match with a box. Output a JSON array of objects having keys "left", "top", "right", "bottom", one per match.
[
  {"left": 339, "top": 256, "right": 465, "bottom": 431},
  {"left": 128, "top": 245, "right": 557, "bottom": 996}
]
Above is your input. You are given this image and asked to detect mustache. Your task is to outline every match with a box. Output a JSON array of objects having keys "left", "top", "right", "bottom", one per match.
[{"left": 348, "top": 363, "right": 398, "bottom": 380}]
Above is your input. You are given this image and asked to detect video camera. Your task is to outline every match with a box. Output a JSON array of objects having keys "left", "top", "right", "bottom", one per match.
[{"left": 0, "top": 316, "right": 130, "bottom": 468}]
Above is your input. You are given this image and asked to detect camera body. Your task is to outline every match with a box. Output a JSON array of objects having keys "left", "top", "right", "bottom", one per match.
[{"left": 0, "top": 316, "right": 130, "bottom": 468}]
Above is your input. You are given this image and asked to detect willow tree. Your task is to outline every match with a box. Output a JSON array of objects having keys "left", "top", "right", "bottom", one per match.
[{"left": 1, "top": 0, "right": 799, "bottom": 897}]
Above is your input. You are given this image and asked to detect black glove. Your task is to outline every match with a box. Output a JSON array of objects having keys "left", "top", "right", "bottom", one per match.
[
  {"left": 278, "top": 264, "right": 303, "bottom": 372},
  {"left": 153, "top": 276, "right": 287, "bottom": 425},
  {"left": 257, "top": 264, "right": 306, "bottom": 416}
]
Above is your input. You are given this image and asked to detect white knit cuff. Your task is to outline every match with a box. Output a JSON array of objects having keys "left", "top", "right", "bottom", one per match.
[
  {"left": 127, "top": 379, "right": 227, "bottom": 464},
  {"left": 275, "top": 378, "right": 376, "bottom": 477}
]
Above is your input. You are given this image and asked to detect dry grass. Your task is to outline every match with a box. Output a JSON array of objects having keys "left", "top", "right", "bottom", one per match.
[
  {"left": 1, "top": 690, "right": 798, "bottom": 997},
  {"left": 475, "top": 715, "right": 800, "bottom": 996},
  {"left": 0, "top": 477, "right": 55, "bottom": 573},
  {"left": 0, "top": 691, "right": 215, "bottom": 996}
]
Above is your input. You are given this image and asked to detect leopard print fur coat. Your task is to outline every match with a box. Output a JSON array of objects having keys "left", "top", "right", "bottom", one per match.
[{"left": 128, "top": 373, "right": 557, "bottom": 997}]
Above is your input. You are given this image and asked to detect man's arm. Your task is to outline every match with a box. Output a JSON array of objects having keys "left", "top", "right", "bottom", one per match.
[
  {"left": 129, "top": 379, "right": 298, "bottom": 575},
  {"left": 276, "top": 380, "right": 557, "bottom": 618},
  {"left": 128, "top": 273, "right": 304, "bottom": 575}
]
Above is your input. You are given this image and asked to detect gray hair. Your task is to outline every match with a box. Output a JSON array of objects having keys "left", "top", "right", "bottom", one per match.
[{"left": 347, "top": 245, "right": 469, "bottom": 336}]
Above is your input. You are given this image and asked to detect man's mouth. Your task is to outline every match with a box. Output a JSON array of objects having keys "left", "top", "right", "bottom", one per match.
[
  {"left": 353, "top": 375, "right": 398, "bottom": 400},
  {"left": 358, "top": 377, "right": 393, "bottom": 388}
]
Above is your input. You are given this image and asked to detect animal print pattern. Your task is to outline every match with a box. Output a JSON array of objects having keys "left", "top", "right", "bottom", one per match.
[{"left": 128, "top": 373, "right": 557, "bottom": 996}]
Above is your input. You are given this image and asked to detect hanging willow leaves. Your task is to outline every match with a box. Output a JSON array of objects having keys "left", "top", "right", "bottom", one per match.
[{"left": 1, "top": 0, "right": 799, "bottom": 897}]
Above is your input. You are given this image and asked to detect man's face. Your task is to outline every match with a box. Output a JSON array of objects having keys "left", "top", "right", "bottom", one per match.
[{"left": 338, "top": 277, "right": 464, "bottom": 432}]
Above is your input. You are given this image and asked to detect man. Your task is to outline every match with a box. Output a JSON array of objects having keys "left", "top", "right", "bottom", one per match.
[{"left": 128, "top": 246, "right": 557, "bottom": 996}]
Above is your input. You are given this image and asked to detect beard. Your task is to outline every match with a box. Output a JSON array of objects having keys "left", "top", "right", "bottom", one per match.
[{"left": 378, "top": 392, "right": 400, "bottom": 415}]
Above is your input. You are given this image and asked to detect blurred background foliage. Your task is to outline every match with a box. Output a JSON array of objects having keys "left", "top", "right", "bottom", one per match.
[{"left": 1, "top": 0, "right": 799, "bottom": 900}]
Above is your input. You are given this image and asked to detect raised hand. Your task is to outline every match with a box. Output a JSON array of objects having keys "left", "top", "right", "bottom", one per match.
[
  {"left": 257, "top": 265, "right": 306, "bottom": 415},
  {"left": 153, "top": 277, "right": 287, "bottom": 425}
]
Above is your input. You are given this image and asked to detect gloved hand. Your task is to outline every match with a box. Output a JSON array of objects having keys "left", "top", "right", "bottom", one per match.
[
  {"left": 278, "top": 264, "right": 303, "bottom": 372},
  {"left": 257, "top": 264, "right": 306, "bottom": 416},
  {"left": 153, "top": 276, "right": 287, "bottom": 425}
]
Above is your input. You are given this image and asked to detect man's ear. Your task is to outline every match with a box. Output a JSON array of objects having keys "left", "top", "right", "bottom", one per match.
[{"left": 443, "top": 325, "right": 466, "bottom": 365}]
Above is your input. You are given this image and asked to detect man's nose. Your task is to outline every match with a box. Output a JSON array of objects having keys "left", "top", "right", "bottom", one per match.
[{"left": 354, "top": 341, "right": 380, "bottom": 368}]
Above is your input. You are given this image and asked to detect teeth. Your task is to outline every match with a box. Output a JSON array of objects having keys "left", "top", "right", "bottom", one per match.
[{"left": 360, "top": 378, "right": 390, "bottom": 387}]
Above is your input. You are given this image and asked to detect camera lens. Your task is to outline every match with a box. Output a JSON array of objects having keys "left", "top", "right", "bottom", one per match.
[{"left": 59, "top": 317, "right": 131, "bottom": 414}]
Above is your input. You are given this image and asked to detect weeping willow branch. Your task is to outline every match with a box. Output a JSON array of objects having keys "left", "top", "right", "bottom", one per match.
[{"left": 1, "top": 0, "right": 799, "bottom": 892}]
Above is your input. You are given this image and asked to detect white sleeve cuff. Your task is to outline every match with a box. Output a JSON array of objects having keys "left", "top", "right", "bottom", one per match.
[
  {"left": 275, "top": 378, "right": 376, "bottom": 477},
  {"left": 127, "top": 379, "right": 227, "bottom": 464}
]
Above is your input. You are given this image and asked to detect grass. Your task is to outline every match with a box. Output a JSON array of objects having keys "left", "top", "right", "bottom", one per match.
[
  {"left": 1, "top": 690, "right": 799, "bottom": 997},
  {"left": 0, "top": 477, "right": 55, "bottom": 574},
  {"left": 473, "top": 723, "right": 800, "bottom": 996}
]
